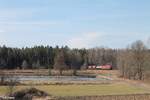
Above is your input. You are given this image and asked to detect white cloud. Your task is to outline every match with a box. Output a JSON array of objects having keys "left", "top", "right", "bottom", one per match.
[
  {"left": 147, "top": 37, "right": 150, "bottom": 48},
  {"left": 0, "top": 21, "right": 64, "bottom": 25},
  {"left": 0, "top": 30, "right": 7, "bottom": 45},
  {"left": 141, "top": 36, "right": 150, "bottom": 49},
  {"left": 67, "top": 32, "right": 101, "bottom": 48},
  {"left": 0, "top": 8, "right": 36, "bottom": 21},
  {"left": 0, "top": 8, "right": 65, "bottom": 34},
  {"left": 148, "top": 37, "right": 150, "bottom": 43}
]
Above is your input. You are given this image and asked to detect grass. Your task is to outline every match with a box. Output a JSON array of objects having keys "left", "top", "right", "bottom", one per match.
[{"left": 0, "top": 83, "right": 149, "bottom": 96}]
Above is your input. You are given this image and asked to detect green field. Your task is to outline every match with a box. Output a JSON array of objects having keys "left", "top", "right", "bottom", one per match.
[{"left": 0, "top": 83, "right": 150, "bottom": 96}]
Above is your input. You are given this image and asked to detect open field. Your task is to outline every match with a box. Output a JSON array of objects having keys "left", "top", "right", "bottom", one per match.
[
  {"left": 57, "top": 94, "right": 150, "bottom": 100},
  {"left": 0, "top": 83, "right": 150, "bottom": 96},
  {"left": 1, "top": 69, "right": 150, "bottom": 100}
]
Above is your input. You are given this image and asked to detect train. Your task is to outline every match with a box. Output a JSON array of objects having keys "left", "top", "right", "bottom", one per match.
[{"left": 88, "top": 64, "right": 112, "bottom": 70}]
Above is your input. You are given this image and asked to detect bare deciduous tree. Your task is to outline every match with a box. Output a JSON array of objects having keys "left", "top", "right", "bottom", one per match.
[
  {"left": 53, "top": 50, "right": 68, "bottom": 75},
  {"left": 130, "top": 40, "right": 147, "bottom": 80},
  {"left": 21, "top": 60, "right": 28, "bottom": 69},
  {"left": 117, "top": 40, "right": 148, "bottom": 80},
  {"left": 7, "top": 76, "right": 18, "bottom": 95}
]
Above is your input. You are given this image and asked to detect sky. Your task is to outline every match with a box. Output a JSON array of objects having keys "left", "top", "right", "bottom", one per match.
[{"left": 0, "top": 0, "right": 150, "bottom": 49}]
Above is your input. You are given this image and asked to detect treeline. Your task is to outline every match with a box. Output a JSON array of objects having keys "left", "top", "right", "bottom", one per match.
[
  {"left": 0, "top": 40, "right": 150, "bottom": 80},
  {"left": 0, "top": 45, "right": 117, "bottom": 70}
]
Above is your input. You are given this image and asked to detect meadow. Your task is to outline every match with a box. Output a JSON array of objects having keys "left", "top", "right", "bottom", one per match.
[{"left": 0, "top": 83, "right": 149, "bottom": 96}]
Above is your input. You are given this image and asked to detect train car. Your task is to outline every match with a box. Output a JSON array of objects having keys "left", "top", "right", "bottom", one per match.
[
  {"left": 97, "top": 65, "right": 112, "bottom": 70},
  {"left": 88, "top": 64, "right": 112, "bottom": 70}
]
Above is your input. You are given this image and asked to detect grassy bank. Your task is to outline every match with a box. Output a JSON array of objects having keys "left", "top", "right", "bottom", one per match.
[{"left": 0, "top": 83, "right": 149, "bottom": 96}]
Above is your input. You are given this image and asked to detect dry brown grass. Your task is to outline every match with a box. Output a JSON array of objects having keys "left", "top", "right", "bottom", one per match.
[
  {"left": 0, "top": 69, "right": 118, "bottom": 76},
  {"left": 57, "top": 94, "right": 150, "bottom": 100}
]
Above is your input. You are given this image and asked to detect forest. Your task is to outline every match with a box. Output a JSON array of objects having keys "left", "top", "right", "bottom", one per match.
[
  {"left": 0, "top": 45, "right": 117, "bottom": 70},
  {"left": 0, "top": 40, "right": 150, "bottom": 80}
]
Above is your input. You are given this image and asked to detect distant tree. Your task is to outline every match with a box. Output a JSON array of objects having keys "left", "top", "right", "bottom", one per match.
[
  {"left": 21, "top": 60, "right": 28, "bottom": 69},
  {"left": 117, "top": 49, "right": 133, "bottom": 79},
  {"left": 7, "top": 75, "right": 18, "bottom": 95},
  {"left": 81, "top": 54, "right": 88, "bottom": 70},
  {"left": 32, "top": 62, "right": 36, "bottom": 69},
  {"left": 0, "top": 70, "right": 7, "bottom": 85},
  {"left": 117, "top": 40, "right": 148, "bottom": 80},
  {"left": 32, "top": 60, "right": 40, "bottom": 69},
  {"left": 53, "top": 50, "right": 68, "bottom": 75},
  {"left": 36, "top": 60, "right": 40, "bottom": 68},
  {"left": 0, "top": 59, "right": 6, "bottom": 69},
  {"left": 130, "top": 40, "right": 147, "bottom": 80}
]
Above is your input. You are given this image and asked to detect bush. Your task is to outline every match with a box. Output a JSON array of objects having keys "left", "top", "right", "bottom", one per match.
[{"left": 11, "top": 88, "right": 50, "bottom": 100}]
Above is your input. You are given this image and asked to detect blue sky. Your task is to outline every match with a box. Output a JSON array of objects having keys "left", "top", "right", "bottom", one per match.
[{"left": 0, "top": 0, "right": 150, "bottom": 48}]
